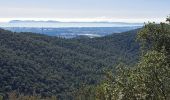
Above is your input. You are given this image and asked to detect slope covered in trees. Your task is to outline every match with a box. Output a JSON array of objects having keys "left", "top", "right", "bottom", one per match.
[
  {"left": 77, "top": 18, "right": 170, "bottom": 100},
  {"left": 0, "top": 28, "right": 139, "bottom": 99}
]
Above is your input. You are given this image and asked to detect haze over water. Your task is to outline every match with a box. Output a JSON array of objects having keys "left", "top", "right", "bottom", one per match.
[{"left": 0, "top": 22, "right": 143, "bottom": 28}]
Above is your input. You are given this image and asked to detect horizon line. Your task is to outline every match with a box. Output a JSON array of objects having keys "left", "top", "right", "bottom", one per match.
[{"left": 0, "top": 17, "right": 166, "bottom": 23}]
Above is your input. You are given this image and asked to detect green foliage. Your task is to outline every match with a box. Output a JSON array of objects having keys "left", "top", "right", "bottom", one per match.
[
  {"left": 7, "top": 91, "right": 57, "bottom": 100},
  {"left": 0, "top": 28, "right": 139, "bottom": 99},
  {"left": 166, "top": 16, "right": 170, "bottom": 23},
  {"left": 0, "top": 95, "right": 3, "bottom": 100},
  {"left": 136, "top": 50, "right": 169, "bottom": 99},
  {"left": 137, "top": 22, "right": 170, "bottom": 53},
  {"left": 83, "top": 18, "right": 170, "bottom": 100}
]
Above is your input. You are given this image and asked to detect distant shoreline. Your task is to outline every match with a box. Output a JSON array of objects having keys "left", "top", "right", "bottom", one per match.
[{"left": 0, "top": 21, "right": 143, "bottom": 28}]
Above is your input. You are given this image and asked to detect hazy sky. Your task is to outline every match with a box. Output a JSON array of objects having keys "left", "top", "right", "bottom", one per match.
[{"left": 0, "top": 0, "right": 169, "bottom": 22}]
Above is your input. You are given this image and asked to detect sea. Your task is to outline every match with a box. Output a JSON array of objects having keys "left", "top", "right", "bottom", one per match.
[{"left": 0, "top": 22, "right": 143, "bottom": 28}]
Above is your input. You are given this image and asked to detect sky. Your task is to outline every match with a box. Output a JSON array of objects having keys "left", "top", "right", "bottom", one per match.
[{"left": 0, "top": 0, "right": 169, "bottom": 23}]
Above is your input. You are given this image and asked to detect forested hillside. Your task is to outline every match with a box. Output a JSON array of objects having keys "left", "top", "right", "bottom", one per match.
[
  {"left": 76, "top": 18, "right": 170, "bottom": 100},
  {"left": 0, "top": 28, "right": 139, "bottom": 99}
]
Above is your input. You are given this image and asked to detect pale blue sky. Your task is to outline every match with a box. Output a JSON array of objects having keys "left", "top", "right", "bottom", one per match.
[{"left": 0, "top": 0, "right": 169, "bottom": 22}]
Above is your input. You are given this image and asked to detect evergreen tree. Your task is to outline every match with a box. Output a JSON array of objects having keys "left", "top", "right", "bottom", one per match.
[{"left": 93, "top": 17, "right": 170, "bottom": 100}]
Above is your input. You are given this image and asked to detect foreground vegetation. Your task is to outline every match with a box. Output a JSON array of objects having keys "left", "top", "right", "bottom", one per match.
[{"left": 76, "top": 17, "right": 170, "bottom": 100}]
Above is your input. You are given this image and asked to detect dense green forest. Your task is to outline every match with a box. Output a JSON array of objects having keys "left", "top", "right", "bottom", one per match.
[
  {"left": 0, "top": 27, "right": 139, "bottom": 99},
  {"left": 1, "top": 17, "right": 169, "bottom": 100},
  {"left": 76, "top": 18, "right": 170, "bottom": 100}
]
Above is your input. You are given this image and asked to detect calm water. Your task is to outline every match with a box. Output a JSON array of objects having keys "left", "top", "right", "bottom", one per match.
[{"left": 0, "top": 22, "right": 143, "bottom": 28}]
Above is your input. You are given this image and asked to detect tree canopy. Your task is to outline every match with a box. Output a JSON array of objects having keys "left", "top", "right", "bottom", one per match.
[{"left": 78, "top": 17, "right": 170, "bottom": 100}]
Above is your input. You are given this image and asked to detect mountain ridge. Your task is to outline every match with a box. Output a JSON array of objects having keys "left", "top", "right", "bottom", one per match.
[{"left": 9, "top": 20, "right": 143, "bottom": 25}]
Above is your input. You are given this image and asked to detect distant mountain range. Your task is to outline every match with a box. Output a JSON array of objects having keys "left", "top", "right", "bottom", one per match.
[
  {"left": 9, "top": 20, "right": 61, "bottom": 23},
  {"left": 9, "top": 20, "right": 143, "bottom": 25}
]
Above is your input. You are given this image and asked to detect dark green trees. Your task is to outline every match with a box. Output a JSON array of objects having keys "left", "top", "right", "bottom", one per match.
[
  {"left": 0, "top": 28, "right": 139, "bottom": 99},
  {"left": 93, "top": 18, "right": 170, "bottom": 100},
  {"left": 166, "top": 16, "right": 170, "bottom": 23}
]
